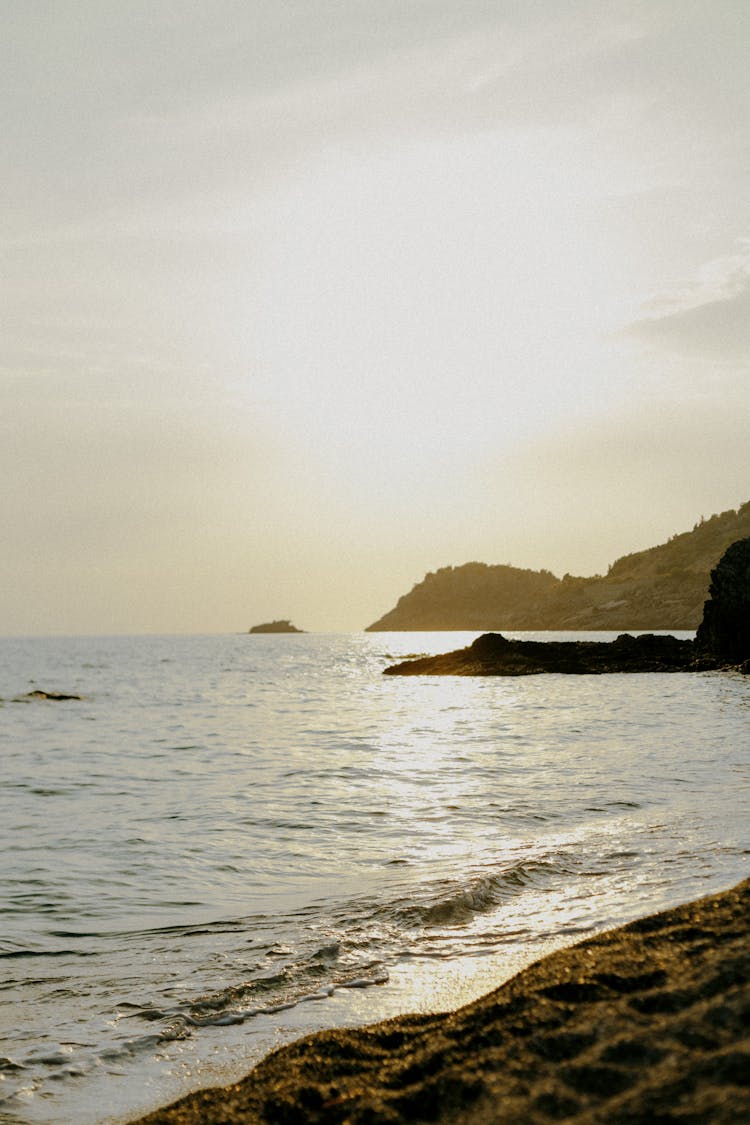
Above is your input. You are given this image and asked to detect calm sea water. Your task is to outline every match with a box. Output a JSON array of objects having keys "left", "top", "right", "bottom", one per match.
[{"left": 1, "top": 632, "right": 748, "bottom": 1124}]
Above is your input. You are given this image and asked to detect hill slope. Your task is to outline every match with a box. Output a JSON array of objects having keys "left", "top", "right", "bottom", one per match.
[{"left": 366, "top": 502, "right": 750, "bottom": 631}]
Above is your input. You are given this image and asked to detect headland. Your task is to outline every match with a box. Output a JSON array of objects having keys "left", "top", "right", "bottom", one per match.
[
  {"left": 367, "top": 502, "right": 750, "bottom": 632},
  {"left": 385, "top": 537, "right": 750, "bottom": 677}
]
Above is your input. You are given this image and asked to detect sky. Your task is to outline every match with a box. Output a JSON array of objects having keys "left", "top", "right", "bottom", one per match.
[{"left": 2, "top": 0, "right": 749, "bottom": 634}]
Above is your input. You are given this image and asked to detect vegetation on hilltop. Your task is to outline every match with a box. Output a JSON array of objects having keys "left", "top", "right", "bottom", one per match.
[{"left": 366, "top": 502, "right": 750, "bottom": 631}]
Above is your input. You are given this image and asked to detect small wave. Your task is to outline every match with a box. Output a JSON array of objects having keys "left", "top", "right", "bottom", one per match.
[
  {"left": 391, "top": 859, "right": 572, "bottom": 929},
  {"left": 128, "top": 973, "right": 389, "bottom": 1035},
  {"left": 0, "top": 947, "right": 96, "bottom": 959},
  {"left": 183, "top": 970, "right": 292, "bottom": 1015},
  {"left": 118, "top": 942, "right": 390, "bottom": 1039},
  {"left": 0, "top": 1057, "right": 27, "bottom": 1073},
  {"left": 339, "top": 969, "right": 389, "bottom": 988},
  {"left": 180, "top": 960, "right": 389, "bottom": 1028},
  {"left": 311, "top": 941, "right": 340, "bottom": 961}
]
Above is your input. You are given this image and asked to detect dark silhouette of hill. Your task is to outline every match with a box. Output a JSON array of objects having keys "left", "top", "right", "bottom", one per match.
[{"left": 366, "top": 502, "right": 750, "bottom": 631}]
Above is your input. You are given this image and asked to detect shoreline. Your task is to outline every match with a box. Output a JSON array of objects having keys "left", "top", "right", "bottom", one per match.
[{"left": 131, "top": 876, "right": 750, "bottom": 1124}]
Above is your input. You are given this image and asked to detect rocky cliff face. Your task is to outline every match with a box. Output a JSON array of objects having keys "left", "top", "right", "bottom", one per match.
[{"left": 695, "top": 537, "right": 750, "bottom": 664}]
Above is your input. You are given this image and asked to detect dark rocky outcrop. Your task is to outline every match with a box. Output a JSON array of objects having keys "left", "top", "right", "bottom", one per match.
[
  {"left": 384, "top": 539, "right": 750, "bottom": 677},
  {"left": 248, "top": 620, "right": 304, "bottom": 634},
  {"left": 384, "top": 632, "right": 705, "bottom": 677},
  {"left": 695, "top": 536, "right": 750, "bottom": 665}
]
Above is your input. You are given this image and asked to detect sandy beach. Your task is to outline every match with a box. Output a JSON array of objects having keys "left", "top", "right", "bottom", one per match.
[{"left": 132, "top": 876, "right": 749, "bottom": 1124}]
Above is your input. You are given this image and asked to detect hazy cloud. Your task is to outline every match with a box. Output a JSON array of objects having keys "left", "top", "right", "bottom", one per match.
[{"left": 627, "top": 241, "right": 750, "bottom": 359}]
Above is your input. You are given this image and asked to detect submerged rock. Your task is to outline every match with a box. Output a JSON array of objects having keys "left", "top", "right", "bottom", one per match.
[{"left": 385, "top": 538, "right": 750, "bottom": 677}]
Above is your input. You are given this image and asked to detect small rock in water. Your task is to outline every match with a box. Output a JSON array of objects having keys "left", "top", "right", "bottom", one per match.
[
  {"left": 14, "top": 689, "right": 83, "bottom": 702},
  {"left": 248, "top": 620, "right": 305, "bottom": 634}
]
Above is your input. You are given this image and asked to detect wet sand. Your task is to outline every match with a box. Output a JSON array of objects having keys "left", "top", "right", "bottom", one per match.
[{"left": 133, "top": 877, "right": 750, "bottom": 1124}]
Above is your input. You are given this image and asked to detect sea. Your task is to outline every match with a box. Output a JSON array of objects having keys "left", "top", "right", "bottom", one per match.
[{"left": 1, "top": 631, "right": 748, "bottom": 1124}]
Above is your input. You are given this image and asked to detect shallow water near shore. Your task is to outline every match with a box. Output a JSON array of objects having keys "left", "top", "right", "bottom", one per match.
[{"left": 1, "top": 632, "right": 748, "bottom": 1124}]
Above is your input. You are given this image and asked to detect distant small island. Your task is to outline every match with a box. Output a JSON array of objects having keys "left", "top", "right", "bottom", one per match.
[{"left": 248, "top": 620, "right": 305, "bottom": 634}]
